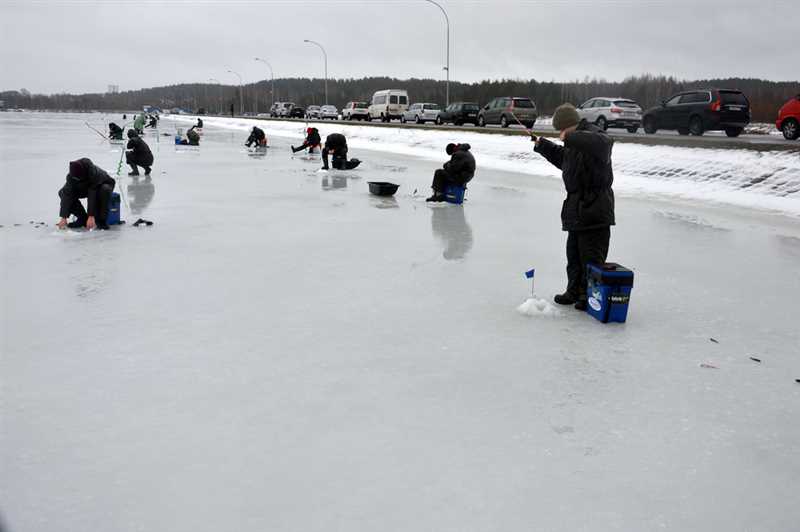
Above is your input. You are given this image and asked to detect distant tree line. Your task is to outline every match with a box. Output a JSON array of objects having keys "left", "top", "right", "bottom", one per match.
[{"left": 2, "top": 75, "right": 798, "bottom": 122}]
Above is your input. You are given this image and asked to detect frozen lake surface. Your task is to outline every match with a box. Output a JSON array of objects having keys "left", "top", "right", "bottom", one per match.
[{"left": 2, "top": 113, "right": 799, "bottom": 532}]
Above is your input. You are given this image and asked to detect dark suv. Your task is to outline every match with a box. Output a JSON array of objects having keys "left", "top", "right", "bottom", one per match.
[
  {"left": 436, "top": 102, "right": 481, "bottom": 126},
  {"left": 642, "top": 89, "right": 750, "bottom": 137},
  {"left": 477, "top": 97, "right": 537, "bottom": 128}
]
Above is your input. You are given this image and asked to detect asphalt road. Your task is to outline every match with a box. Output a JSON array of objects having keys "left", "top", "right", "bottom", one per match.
[{"left": 234, "top": 115, "right": 798, "bottom": 152}]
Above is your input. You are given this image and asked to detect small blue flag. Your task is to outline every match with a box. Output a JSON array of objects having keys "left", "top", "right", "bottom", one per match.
[{"left": 525, "top": 269, "right": 535, "bottom": 279}]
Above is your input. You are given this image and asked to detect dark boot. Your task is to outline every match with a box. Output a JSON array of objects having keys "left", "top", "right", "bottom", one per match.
[
  {"left": 95, "top": 221, "right": 110, "bottom": 230},
  {"left": 144, "top": 166, "right": 151, "bottom": 176},
  {"left": 426, "top": 193, "right": 445, "bottom": 202},
  {"left": 67, "top": 217, "right": 87, "bottom": 229},
  {"left": 554, "top": 292, "right": 577, "bottom": 305},
  {"left": 128, "top": 164, "right": 139, "bottom": 176},
  {"left": 574, "top": 300, "right": 588, "bottom": 311}
]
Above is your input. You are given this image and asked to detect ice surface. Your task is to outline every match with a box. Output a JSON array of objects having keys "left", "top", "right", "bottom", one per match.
[
  {"left": 2, "top": 113, "right": 800, "bottom": 532},
  {"left": 170, "top": 115, "right": 800, "bottom": 217}
]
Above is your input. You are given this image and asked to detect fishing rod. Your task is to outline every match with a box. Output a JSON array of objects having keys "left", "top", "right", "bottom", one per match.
[
  {"left": 84, "top": 121, "right": 108, "bottom": 139},
  {"left": 114, "top": 125, "right": 132, "bottom": 214}
]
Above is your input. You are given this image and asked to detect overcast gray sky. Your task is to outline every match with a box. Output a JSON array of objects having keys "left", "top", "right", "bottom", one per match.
[{"left": 1, "top": 0, "right": 796, "bottom": 95}]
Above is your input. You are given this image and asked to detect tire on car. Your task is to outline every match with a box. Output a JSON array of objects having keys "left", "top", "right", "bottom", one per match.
[
  {"left": 781, "top": 118, "right": 799, "bottom": 140},
  {"left": 643, "top": 116, "right": 657, "bottom": 134},
  {"left": 689, "top": 116, "right": 704, "bottom": 136}
]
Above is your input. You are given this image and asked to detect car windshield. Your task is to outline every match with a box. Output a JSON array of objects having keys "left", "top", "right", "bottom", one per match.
[
  {"left": 613, "top": 100, "right": 639, "bottom": 108},
  {"left": 720, "top": 91, "right": 748, "bottom": 105},
  {"left": 423, "top": 104, "right": 439, "bottom": 110},
  {"left": 512, "top": 98, "right": 534, "bottom": 108},
  {"left": 463, "top": 104, "right": 480, "bottom": 111}
]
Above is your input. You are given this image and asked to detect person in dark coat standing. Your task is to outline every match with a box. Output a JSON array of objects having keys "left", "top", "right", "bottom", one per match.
[
  {"left": 533, "top": 103, "right": 615, "bottom": 310},
  {"left": 245, "top": 126, "right": 267, "bottom": 147},
  {"left": 291, "top": 127, "right": 321, "bottom": 153},
  {"left": 56, "top": 158, "right": 116, "bottom": 230},
  {"left": 126, "top": 130, "right": 154, "bottom": 176},
  {"left": 426, "top": 143, "right": 476, "bottom": 202},
  {"left": 321, "top": 133, "right": 361, "bottom": 170}
]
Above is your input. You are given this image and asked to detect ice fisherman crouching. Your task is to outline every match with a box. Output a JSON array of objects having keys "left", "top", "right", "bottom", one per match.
[
  {"left": 426, "top": 143, "right": 475, "bottom": 202},
  {"left": 56, "top": 158, "right": 116, "bottom": 230}
]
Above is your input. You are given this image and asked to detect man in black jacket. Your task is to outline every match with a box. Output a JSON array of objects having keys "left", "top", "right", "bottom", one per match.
[
  {"left": 533, "top": 103, "right": 615, "bottom": 310},
  {"left": 321, "top": 133, "right": 361, "bottom": 170},
  {"left": 56, "top": 158, "right": 116, "bottom": 230},
  {"left": 291, "top": 127, "right": 321, "bottom": 153},
  {"left": 126, "top": 130, "right": 154, "bottom": 176},
  {"left": 108, "top": 122, "right": 124, "bottom": 140},
  {"left": 426, "top": 143, "right": 476, "bottom": 202},
  {"left": 245, "top": 126, "right": 267, "bottom": 147}
]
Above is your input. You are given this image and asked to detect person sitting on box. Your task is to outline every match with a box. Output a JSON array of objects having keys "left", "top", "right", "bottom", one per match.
[
  {"left": 177, "top": 126, "right": 200, "bottom": 146},
  {"left": 321, "top": 133, "right": 361, "bottom": 170},
  {"left": 426, "top": 143, "right": 475, "bottom": 202},
  {"left": 108, "top": 122, "right": 124, "bottom": 140},
  {"left": 126, "top": 130, "right": 154, "bottom": 176},
  {"left": 56, "top": 158, "right": 116, "bottom": 231},
  {"left": 292, "top": 127, "right": 321, "bottom": 153},
  {"left": 196, "top": 118, "right": 204, "bottom": 129},
  {"left": 532, "top": 103, "right": 615, "bottom": 311},
  {"left": 245, "top": 126, "right": 268, "bottom": 148}
]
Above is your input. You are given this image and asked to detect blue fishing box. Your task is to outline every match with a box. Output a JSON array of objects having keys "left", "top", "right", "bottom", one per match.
[
  {"left": 107, "top": 193, "right": 121, "bottom": 225},
  {"left": 586, "top": 263, "right": 634, "bottom": 323},
  {"left": 444, "top": 184, "right": 466, "bottom": 204}
]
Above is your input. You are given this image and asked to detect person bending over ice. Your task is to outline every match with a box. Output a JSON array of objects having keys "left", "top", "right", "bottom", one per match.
[
  {"left": 126, "top": 130, "right": 154, "bottom": 176},
  {"left": 292, "top": 127, "right": 321, "bottom": 153},
  {"left": 177, "top": 126, "right": 201, "bottom": 146},
  {"left": 532, "top": 103, "right": 615, "bottom": 311},
  {"left": 245, "top": 126, "right": 268, "bottom": 147},
  {"left": 108, "top": 122, "right": 124, "bottom": 140},
  {"left": 321, "top": 133, "right": 361, "bottom": 170},
  {"left": 426, "top": 143, "right": 475, "bottom": 202},
  {"left": 56, "top": 158, "right": 116, "bottom": 230}
]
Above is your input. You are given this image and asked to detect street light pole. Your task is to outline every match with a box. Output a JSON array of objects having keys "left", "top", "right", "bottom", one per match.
[
  {"left": 424, "top": 0, "right": 450, "bottom": 106},
  {"left": 254, "top": 57, "right": 275, "bottom": 109},
  {"left": 303, "top": 39, "right": 328, "bottom": 105},
  {"left": 227, "top": 69, "right": 244, "bottom": 115},
  {"left": 208, "top": 78, "right": 221, "bottom": 115}
]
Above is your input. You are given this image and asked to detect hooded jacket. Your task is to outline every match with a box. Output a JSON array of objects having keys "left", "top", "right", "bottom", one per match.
[
  {"left": 534, "top": 120, "right": 615, "bottom": 231},
  {"left": 133, "top": 114, "right": 145, "bottom": 130},
  {"left": 443, "top": 143, "right": 475, "bottom": 185},
  {"left": 306, "top": 128, "right": 321, "bottom": 146},
  {"left": 59, "top": 158, "right": 115, "bottom": 217},
  {"left": 246, "top": 127, "right": 266, "bottom": 146},
  {"left": 127, "top": 135, "right": 154, "bottom": 165},
  {"left": 324, "top": 133, "right": 347, "bottom": 155}
]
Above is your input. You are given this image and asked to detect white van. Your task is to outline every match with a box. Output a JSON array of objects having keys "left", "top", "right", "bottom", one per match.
[{"left": 367, "top": 89, "right": 409, "bottom": 122}]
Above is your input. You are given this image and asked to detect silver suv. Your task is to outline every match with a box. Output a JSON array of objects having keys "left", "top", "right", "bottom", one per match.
[
  {"left": 402, "top": 103, "right": 441, "bottom": 124},
  {"left": 577, "top": 97, "right": 642, "bottom": 133}
]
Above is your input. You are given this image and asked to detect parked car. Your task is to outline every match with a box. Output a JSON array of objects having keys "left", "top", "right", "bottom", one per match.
[
  {"left": 436, "top": 102, "right": 481, "bottom": 126},
  {"left": 289, "top": 106, "right": 305, "bottom": 118},
  {"left": 367, "top": 89, "right": 409, "bottom": 122},
  {"left": 320, "top": 105, "right": 339, "bottom": 120},
  {"left": 477, "top": 97, "right": 537, "bottom": 128},
  {"left": 342, "top": 101, "right": 370, "bottom": 120},
  {"left": 577, "top": 97, "right": 642, "bottom": 133},
  {"left": 642, "top": 89, "right": 750, "bottom": 137},
  {"left": 401, "top": 103, "right": 441, "bottom": 124},
  {"left": 776, "top": 94, "right": 800, "bottom": 140},
  {"left": 306, "top": 105, "right": 321, "bottom": 119},
  {"left": 271, "top": 102, "right": 296, "bottom": 118}
]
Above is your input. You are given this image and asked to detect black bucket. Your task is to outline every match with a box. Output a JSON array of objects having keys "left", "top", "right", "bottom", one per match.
[{"left": 368, "top": 182, "right": 400, "bottom": 196}]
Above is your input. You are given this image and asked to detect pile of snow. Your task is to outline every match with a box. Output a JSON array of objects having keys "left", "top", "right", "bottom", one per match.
[
  {"left": 167, "top": 115, "right": 800, "bottom": 217},
  {"left": 517, "top": 296, "right": 561, "bottom": 317}
]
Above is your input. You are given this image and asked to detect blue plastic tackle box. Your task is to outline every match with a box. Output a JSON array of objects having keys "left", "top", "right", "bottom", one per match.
[
  {"left": 586, "top": 262, "right": 634, "bottom": 323},
  {"left": 444, "top": 184, "right": 466, "bottom": 205},
  {"left": 107, "top": 193, "right": 121, "bottom": 225}
]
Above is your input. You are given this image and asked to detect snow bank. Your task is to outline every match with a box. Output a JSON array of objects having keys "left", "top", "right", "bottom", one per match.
[
  {"left": 517, "top": 296, "right": 561, "bottom": 317},
  {"left": 169, "top": 115, "right": 800, "bottom": 217}
]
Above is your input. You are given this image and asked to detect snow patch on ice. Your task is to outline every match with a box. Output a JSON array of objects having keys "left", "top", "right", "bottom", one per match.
[
  {"left": 167, "top": 115, "right": 800, "bottom": 217},
  {"left": 517, "top": 296, "right": 561, "bottom": 317}
]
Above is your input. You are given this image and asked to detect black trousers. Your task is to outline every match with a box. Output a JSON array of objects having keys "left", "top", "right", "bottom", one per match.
[
  {"left": 292, "top": 141, "right": 319, "bottom": 153},
  {"left": 126, "top": 152, "right": 153, "bottom": 172},
  {"left": 322, "top": 148, "right": 347, "bottom": 169},
  {"left": 565, "top": 227, "right": 611, "bottom": 300},
  {"left": 58, "top": 183, "right": 115, "bottom": 223},
  {"left": 432, "top": 169, "right": 461, "bottom": 193}
]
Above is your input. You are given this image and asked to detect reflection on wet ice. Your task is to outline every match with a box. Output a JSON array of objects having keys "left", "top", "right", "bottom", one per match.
[
  {"left": 431, "top": 205, "right": 473, "bottom": 260},
  {"left": 127, "top": 176, "right": 156, "bottom": 215}
]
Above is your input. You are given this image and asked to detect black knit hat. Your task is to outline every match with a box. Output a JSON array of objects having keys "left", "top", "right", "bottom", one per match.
[{"left": 446, "top": 143, "right": 457, "bottom": 155}]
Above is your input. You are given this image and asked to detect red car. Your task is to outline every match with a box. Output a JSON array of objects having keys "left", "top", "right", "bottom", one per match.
[{"left": 776, "top": 94, "right": 800, "bottom": 140}]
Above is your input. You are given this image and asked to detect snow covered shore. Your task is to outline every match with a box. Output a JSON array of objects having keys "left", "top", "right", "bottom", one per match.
[{"left": 171, "top": 115, "right": 800, "bottom": 217}]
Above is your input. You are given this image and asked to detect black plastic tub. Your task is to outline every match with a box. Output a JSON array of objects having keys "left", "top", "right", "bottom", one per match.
[{"left": 368, "top": 182, "right": 400, "bottom": 196}]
